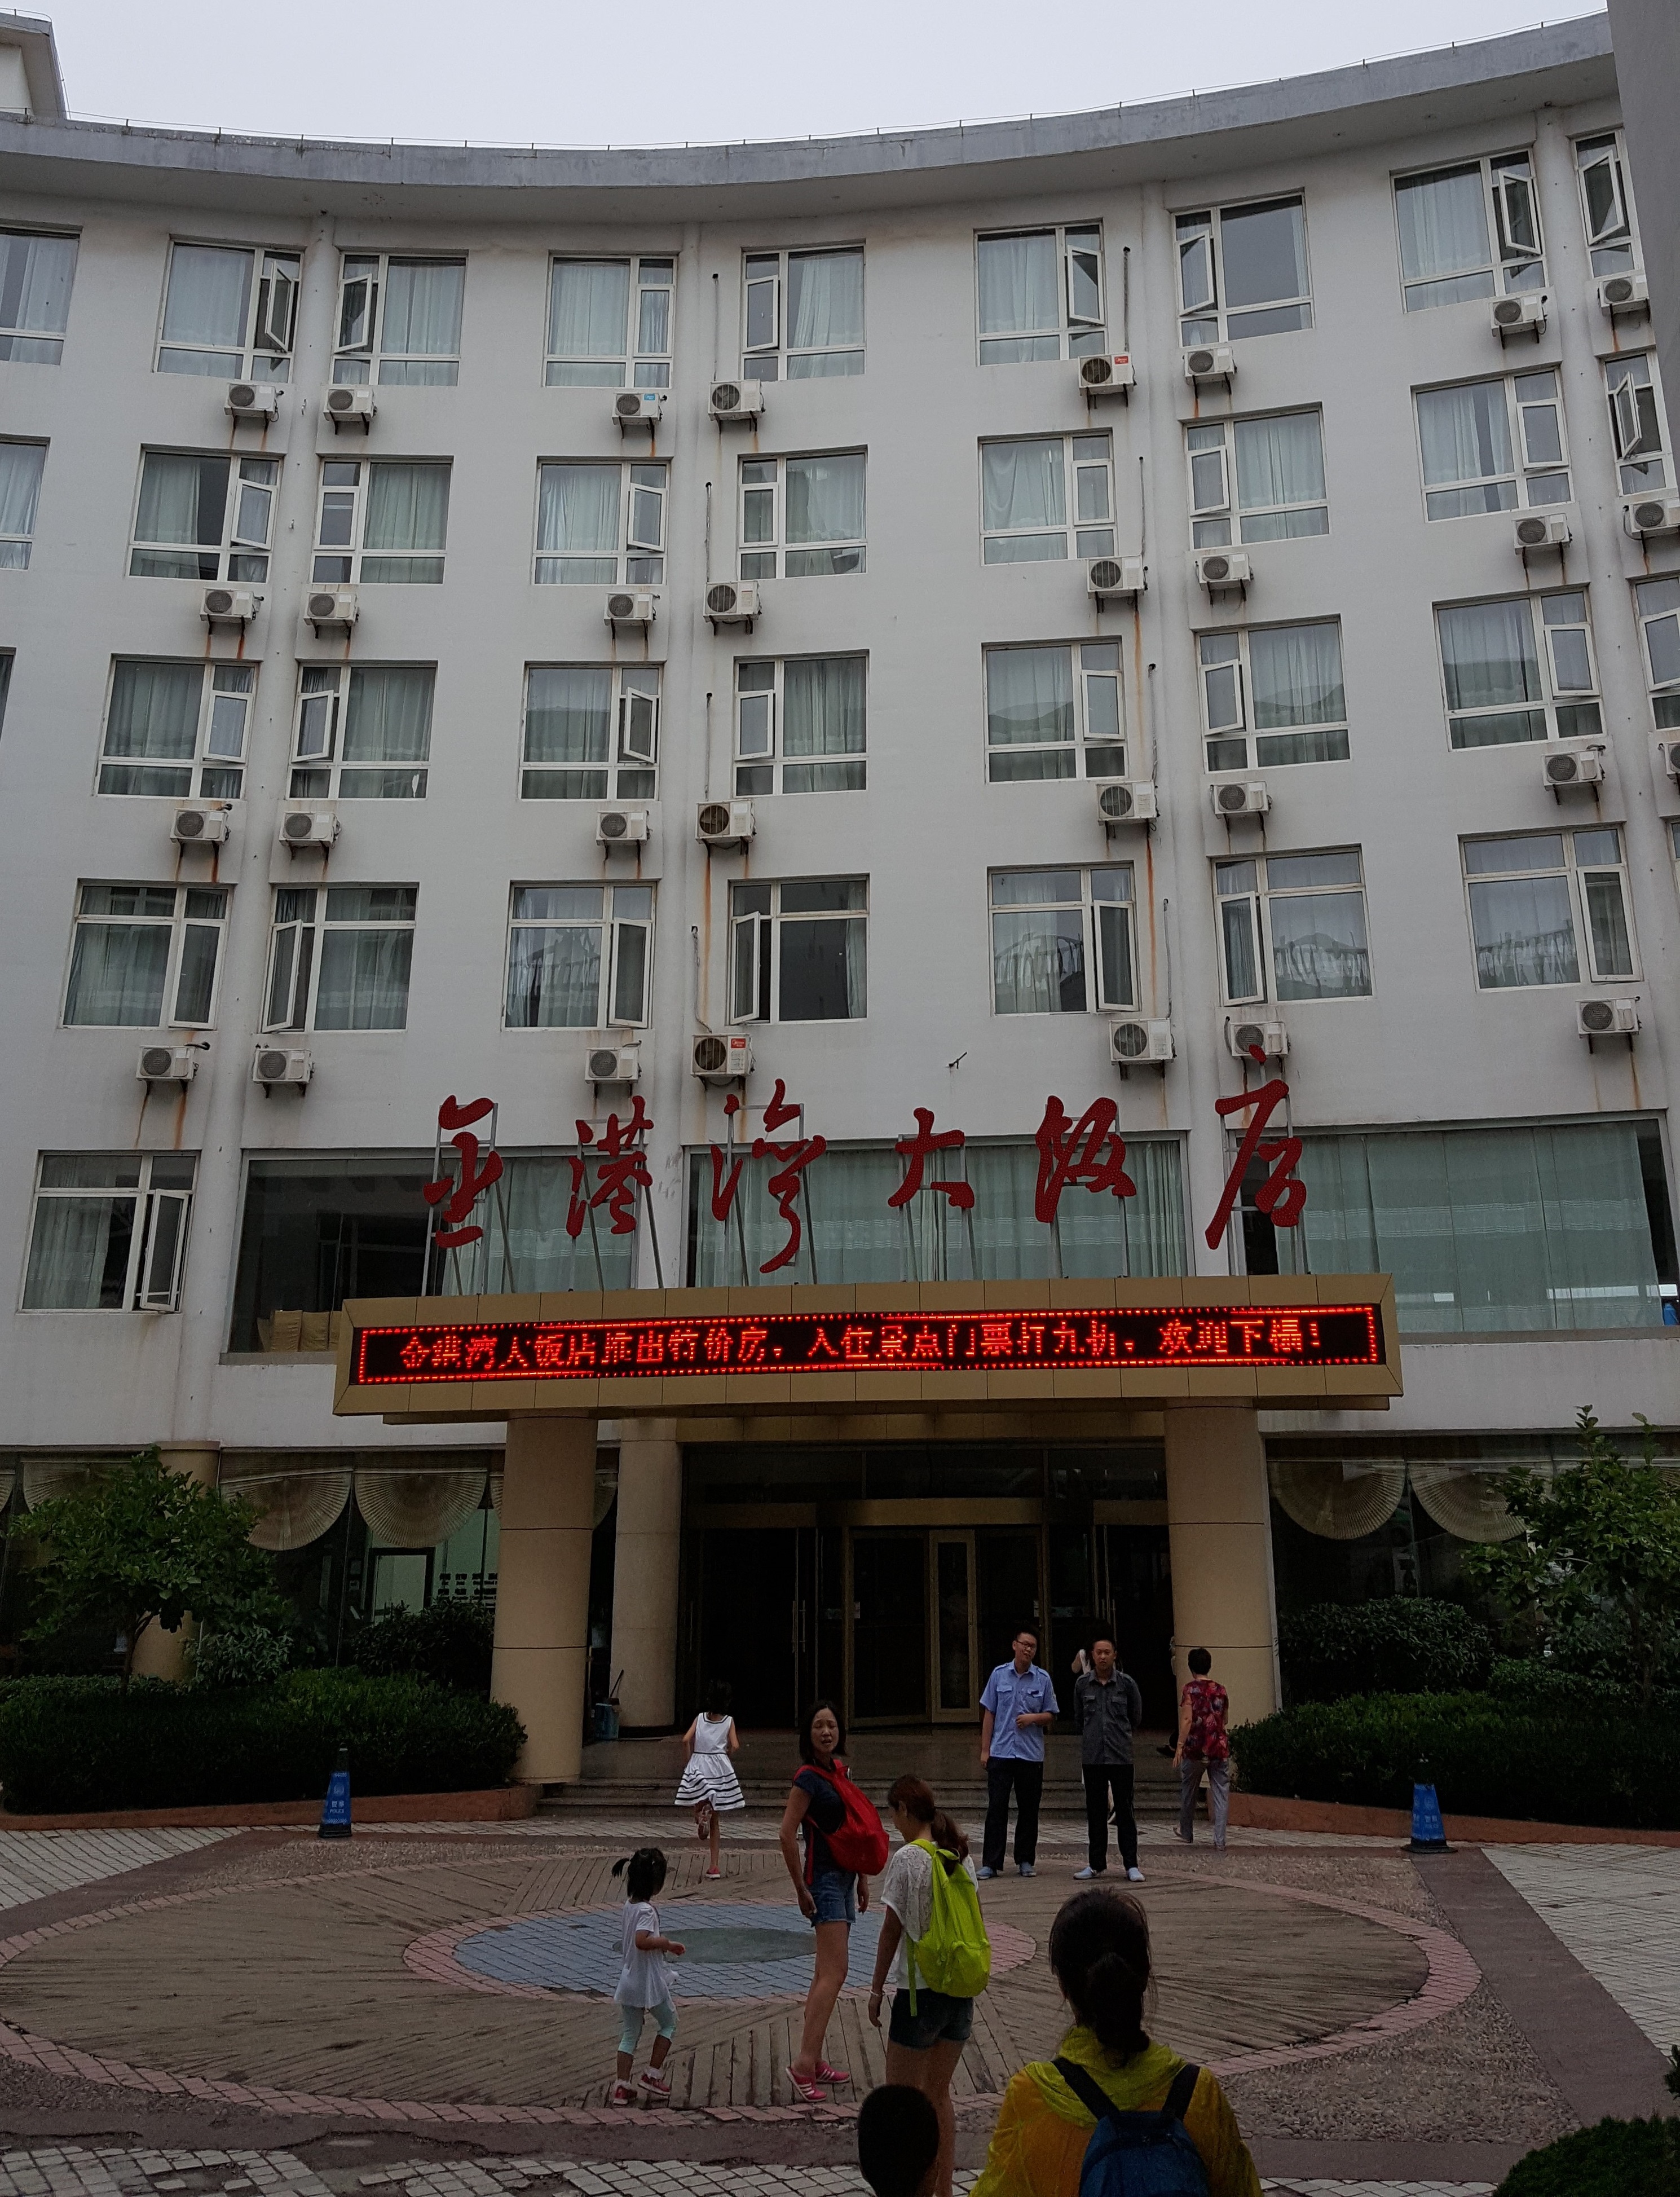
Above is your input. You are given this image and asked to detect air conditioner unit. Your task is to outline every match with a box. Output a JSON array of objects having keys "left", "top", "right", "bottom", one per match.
[
  {"left": 1078, "top": 353, "right": 1136, "bottom": 397},
  {"left": 587, "top": 1041, "right": 641, "bottom": 1084},
  {"left": 1228, "top": 1018, "right": 1288, "bottom": 1060},
  {"left": 1087, "top": 554, "right": 1145, "bottom": 600},
  {"left": 171, "top": 802, "right": 231, "bottom": 846},
  {"left": 1095, "top": 780, "right": 1157, "bottom": 826},
  {"left": 1658, "top": 738, "right": 1680, "bottom": 781},
  {"left": 279, "top": 802, "right": 339, "bottom": 847},
  {"left": 1515, "top": 508, "right": 1573, "bottom": 552},
  {"left": 136, "top": 1044, "right": 197, "bottom": 1085},
  {"left": 709, "top": 378, "right": 765, "bottom": 422},
  {"left": 306, "top": 585, "right": 359, "bottom": 632},
  {"left": 697, "top": 798, "right": 755, "bottom": 848},
  {"left": 1598, "top": 270, "right": 1648, "bottom": 314},
  {"left": 1195, "top": 547, "right": 1250, "bottom": 592},
  {"left": 1542, "top": 743, "right": 1604, "bottom": 789},
  {"left": 605, "top": 588, "right": 655, "bottom": 628},
  {"left": 202, "top": 584, "right": 258, "bottom": 626},
  {"left": 1577, "top": 996, "right": 1641, "bottom": 1038},
  {"left": 226, "top": 381, "right": 280, "bottom": 421},
  {"left": 596, "top": 807, "right": 650, "bottom": 847},
  {"left": 1492, "top": 292, "right": 1547, "bottom": 336},
  {"left": 1625, "top": 492, "right": 1680, "bottom": 538},
  {"left": 1183, "top": 343, "right": 1236, "bottom": 383},
  {"left": 253, "top": 1044, "right": 312, "bottom": 1088},
  {"left": 693, "top": 1031, "right": 753, "bottom": 1083},
  {"left": 705, "top": 579, "right": 760, "bottom": 624},
  {"left": 324, "top": 383, "right": 374, "bottom": 428},
  {"left": 614, "top": 390, "right": 665, "bottom": 427},
  {"left": 1211, "top": 778, "right": 1269, "bottom": 817},
  {"left": 1110, "top": 1018, "right": 1175, "bottom": 1065}
]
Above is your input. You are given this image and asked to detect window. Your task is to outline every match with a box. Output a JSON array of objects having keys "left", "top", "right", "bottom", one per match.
[
  {"left": 1395, "top": 153, "right": 1545, "bottom": 311},
  {"left": 547, "top": 256, "right": 673, "bottom": 388},
  {"left": 1215, "top": 852, "right": 1370, "bottom": 1003},
  {"left": 314, "top": 460, "right": 450, "bottom": 585},
  {"left": 990, "top": 868, "right": 1134, "bottom": 1015},
  {"left": 1199, "top": 623, "right": 1347, "bottom": 771},
  {"left": 1415, "top": 372, "right": 1570, "bottom": 518},
  {"left": 740, "top": 452, "right": 865, "bottom": 578},
  {"left": 228, "top": 1156, "right": 436, "bottom": 1350},
  {"left": 1575, "top": 133, "right": 1639, "bottom": 279},
  {"left": 1187, "top": 411, "right": 1326, "bottom": 547},
  {"left": 0, "top": 653, "right": 11, "bottom": 738},
  {"left": 521, "top": 666, "right": 660, "bottom": 800},
  {"left": 156, "top": 243, "right": 298, "bottom": 380},
  {"left": 1634, "top": 578, "right": 1680, "bottom": 730},
  {"left": 534, "top": 460, "right": 665, "bottom": 585},
  {"left": 63, "top": 883, "right": 228, "bottom": 1028},
  {"left": 0, "top": 440, "right": 44, "bottom": 566},
  {"left": 265, "top": 886, "right": 417, "bottom": 1032},
  {"left": 730, "top": 879, "right": 866, "bottom": 1023},
  {"left": 743, "top": 248, "right": 864, "bottom": 379},
  {"left": 98, "top": 659, "right": 254, "bottom": 799},
  {"left": 23, "top": 1153, "right": 196, "bottom": 1311},
  {"left": 984, "top": 643, "right": 1124, "bottom": 783},
  {"left": 976, "top": 226, "right": 1103, "bottom": 364},
  {"left": 981, "top": 434, "right": 1112, "bottom": 564},
  {"left": 1177, "top": 199, "right": 1311, "bottom": 343},
  {"left": 0, "top": 228, "right": 76, "bottom": 363},
  {"left": 1463, "top": 831, "right": 1635, "bottom": 989},
  {"left": 1605, "top": 354, "right": 1671, "bottom": 496},
  {"left": 130, "top": 451, "right": 277, "bottom": 580},
  {"left": 734, "top": 656, "right": 866, "bottom": 793},
  {"left": 333, "top": 254, "right": 465, "bottom": 385},
  {"left": 1436, "top": 592, "right": 1599, "bottom": 750},
  {"left": 290, "top": 665, "right": 434, "bottom": 799},
  {"left": 504, "top": 885, "right": 652, "bottom": 1029}
]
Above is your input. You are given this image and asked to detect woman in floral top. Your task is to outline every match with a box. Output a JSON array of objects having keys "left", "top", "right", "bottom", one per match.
[{"left": 1174, "top": 1646, "right": 1231, "bottom": 1851}]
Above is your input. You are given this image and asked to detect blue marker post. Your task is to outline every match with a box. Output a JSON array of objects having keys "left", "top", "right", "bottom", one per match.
[
  {"left": 319, "top": 1745, "right": 352, "bottom": 1841},
  {"left": 1407, "top": 1760, "right": 1449, "bottom": 1854}
]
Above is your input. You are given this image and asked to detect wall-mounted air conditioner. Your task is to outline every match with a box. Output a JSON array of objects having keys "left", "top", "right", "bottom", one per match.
[
  {"left": 1542, "top": 744, "right": 1604, "bottom": 790},
  {"left": 1577, "top": 997, "right": 1640, "bottom": 1037},
  {"left": 614, "top": 390, "right": 665, "bottom": 428},
  {"left": 1492, "top": 292, "right": 1547, "bottom": 338},
  {"left": 697, "top": 799, "right": 755, "bottom": 848},
  {"left": 1195, "top": 547, "right": 1250, "bottom": 593},
  {"left": 1110, "top": 1018, "right": 1174, "bottom": 1064},
  {"left": 709, "top": 379, "right": 765, "bottom": 423},
  {"left": 1183, "top": 343, "right": 1235, "bottom": 383},
  {"left": 1598, "top": 271, "right": 1647, "bottom": 315},
  {"left": 605, "top": 589, "right": 655, "bottom": 628},
  {"left": 1658, "top": 738, "right": 1680, "bottom": 781},
  {"left": 171, "top": 802, "right": 231, "bottom": 846},
  {"left": 1514, "top": 509, "right": 1573, "bottom": 553},
  {"left": 1625, "top": 493, "right": 1680, "bottom": 538},
  {"left": 1087, "top": 554, "right": 1145, "bottom": 600},
  {"left": 1210, "top": 778, "right": 1269, "bottom": 817},
  {"left": 324, "top": 384, "right": 374, "bottom": 429},
  {"left": 587, "top": 1041, "right": 641, "bottom": 1084},
  {"left": 306, "top": 585, "right": 358, "bottom": 632},
  {"left": 1078, "top": 353, "right": 1136, "bottom": 398},
  {"left": 705, "top": 579, "right": 759, "bottom": 626},
  {"left": 1228, "top": 1018, "right": 1288, "bottom": 1060},
  {"left": 254, "top": 1044, "right": 312, "bottom": 1088},
  {"left": 279, "top": 802, "right": 338, "bottom": 848},
  {"left": 137, "top": 1044, "right": 197, "bottom": 1085},
  {"left": 596, "top": 808, "right": 650, "bottom": 847},
  {"left": 226, "top": 381, "right": 280, "bottom": 421},
  {"left": 693, "top": 1032, "right": 753, "bottom": 1082},
  {"left": 202, "top": 584, "right": 259, "bottom": 626},
  {"left": 1095, "top": 781, "right": 1157, "bottom": 826}
]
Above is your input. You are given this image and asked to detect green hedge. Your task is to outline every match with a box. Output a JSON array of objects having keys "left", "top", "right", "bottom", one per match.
[
  {"left": 1279, "top": 1599, "right": 1494, "bottom": 1702},
  {"left": 0, "top": 1668, "right": 524, "bottom": 1815},
  {"left": 1231, "top": 1692, "right": 1680, "bottom": 1829},
  {"left": 1496, "top": 2117, "right": 1680, "bottom": 2195},
  {"left": 349, "top": 1599, "right": 495, "bottom": 1693}
]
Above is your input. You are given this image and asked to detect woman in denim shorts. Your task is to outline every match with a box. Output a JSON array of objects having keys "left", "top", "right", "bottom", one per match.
[{"left": 778, "top": 1698, "right": 869, "bottom": 2104}]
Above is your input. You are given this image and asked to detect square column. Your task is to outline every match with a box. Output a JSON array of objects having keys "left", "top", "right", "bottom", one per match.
[
  {"left": 1163, "top": 1405, "right": 1280, "bottom": 1731},
  {"left": 491, "top": 1415, "right": 597, "bottom": 1785},
  {"left": 608, "top": 1418, "right": 682, "bottom": 1732}
]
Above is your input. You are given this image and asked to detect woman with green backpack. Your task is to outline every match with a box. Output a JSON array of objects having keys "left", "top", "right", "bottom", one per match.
[{"left": 866, "top": 1775, "right": 992, "bottom": 2197}]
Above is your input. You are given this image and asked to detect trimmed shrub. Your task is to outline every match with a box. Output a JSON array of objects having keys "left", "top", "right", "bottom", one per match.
[
  {"left": 0, "top": 1667, "right": 524, "bottom": 1815},
  {"left": 1279, "top": 1599, "right": 1494, "bottom": 1702},
  {"left": 191, "top": 1624, "right": 291, "bottom": 1690},
  {"left": 350, "top": 1599, "right": 495, "bottom": 1694},
  {"left": 1231, "top": 1692, "right": 1680, "bottom": 1829},
  {"left": 1496, "top": 2116, "right": 1680, "bottom": 2195}
]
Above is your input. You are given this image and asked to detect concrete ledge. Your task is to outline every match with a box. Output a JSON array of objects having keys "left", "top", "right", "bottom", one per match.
[
  {"left": 0, "top": 1785, "right": 537, "bottom": 1831},
  {"left": 1230, "top": 1789, "right": 1680, "bottom": 1846}
]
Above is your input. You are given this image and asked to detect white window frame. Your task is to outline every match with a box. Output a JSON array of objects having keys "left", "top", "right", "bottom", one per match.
[
  {"left": 989, "top": 865, "right": 1137, "bottom": 1016},
  {"left": 289, "top": 663, "right": 435, "bottom": 800},
  {"left": 729, "top": 879, "right": 868, "bottom": 1025},
  {"left": 503, "top": 883, "right": 654, "bottom": 1031},
  {"left": 533, "top": 459, "right": 666, "bottom": 586},
  {"left": 1606, "top": 353, "right": 1672, "bottom": 496},
  {"left": 0, "top": 438, "right": 46, "bottom": 567},
  {"left": 0, "top": 226, "right": 77, "bottom": 364},
  {"left": 979, "top": 433, "right": 1114, "bottom": 565},
  {"left": 155, "top": 241, "right": 299, "bottom": 380},
  {"left": 98, "top": 658, "right": 254, "bottom": 800},
  {"left": 1186, "top": 410, "right": 1328, "bottom": 548},
  {"left": 1435, "top": 590, "right": 1601, "bottom": 751},
  {"left": 263, "top": 884, "right": 418, "bottom": 1033},
  {"left": 1634, "top": 577, "right": 1680, "bottom": 733},
  {"left": 63, "top": 882, "right": 229, "bottom": 1030},
  {"left": 975, "top": 224, "right": 1104, "bottom": 364},
  {"left": 23, "top": 1152, "right": 196, "bottom": 1313},
  {"left": 546, "top": 254, "right": 674, "bottom": 389},
  {"left": 312, "top": 458, "right": 451, "bottom": 587},
  {"left": 1214, "top": 851, "right": 1372, "bottom": 1006},
  {"left": 982, "top": 641, "right": 1126, "bottom": 784},
  {"left": 1573, "top": 131, "right": 1641, "bottom": 279},
  {"left": 739, "top": 451, "right": 867, "bottom": 579},
  {"left": 1176, "top": 197, "right": 1313, "bottom": 344},
  {"left": 1414, "top": 371, "right": 1571, "bottom": 520},
  {"left": 742, "top": 246, "right": 866, "bottom": 379},
  {"left": 733, "top": 654, "right": 868, "bottom": 795},
  {"left": 1462, "top": 829, "right": 1638, "bottom": 990},
  {"left": 332, "top": 252, "right": 465, "bottom": 385},
  {"left": 1395, "top": 152, "right": 1546, "bottom": 313},
  {"left": 1197, "top": 622, "right": 1349, "bottom": 773},
  {"left": 519, "top": 663, "right": 661, "bottom": 802},
  {"left": 130, "top": 449, "right": 278, "bottom": 581}
]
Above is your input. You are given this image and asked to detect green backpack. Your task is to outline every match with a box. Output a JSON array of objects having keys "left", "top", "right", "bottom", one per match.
[{"left": 905, "top": 1841, "right": 992, "bottom": 2010}]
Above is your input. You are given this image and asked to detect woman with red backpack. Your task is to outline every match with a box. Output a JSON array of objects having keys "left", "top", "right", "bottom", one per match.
[{"left": 778, "top": 1698, "right": 889, "bottom": 2104}]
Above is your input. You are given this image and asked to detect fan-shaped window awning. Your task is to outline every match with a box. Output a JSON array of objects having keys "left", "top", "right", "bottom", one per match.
[
  {"left": 220, "top": 1455, "right": 352, "bottom": 1552},
  {"left": 1269, "top": 1456, "right": 1406, "bottom": 1540}
]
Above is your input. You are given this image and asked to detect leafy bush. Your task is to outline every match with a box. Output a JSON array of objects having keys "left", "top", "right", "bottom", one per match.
[
  {"left": 1496, "top": 2117, "right": 1680, "bottom": 2195},
  {"left": 1279, "top": 1599, "right": 1494, "bottom": 1702},
  {"left": 0, "top": 1667, "right": 524, "bottom": 1815},
  {"left": 349, "top": 1599, "right": 495, "bottom": 1693},
  {"left": 1231, "top": 1692, "right": 1680, "bottom": 1829},
  {"left": 191, "top": 1624, "right": 292, "bottom": 1690}
]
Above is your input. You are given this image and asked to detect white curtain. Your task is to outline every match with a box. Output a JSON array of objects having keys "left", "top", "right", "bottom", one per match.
[
  {"left": 1417, "top": 382, "right": 1511, "bottom": 488},
  {"left": 992, "top": 906, "right": 1083, "bottom": 1015},
  {"left": 1467, "top": 873, "right": 1578, "bottom": 988},
  {"left": 65, "top": 920, "right": 169, "bottom": 1024},
  {"left": 103, "top": 661, "right": 200, "bottom": 760},
  {"left": 977, "top": 233, "right": 1057, "bottom": 334},
  {"left": 0, "top": 442, "right": 45, "bottom": 549},
  {"left": 455, "top": 1153, "right": 633, "bottom": 1291},
  {"left": 1234, "top": 412, "right": 1324, "bottom": 514},
  {"left": 314, "top": 928, "right": 412, "bottom": 1030},
  {"left": 364, "top": 463, "right": 449, "bottom": 554},
  {"left": 986, "top": 648, "right": 1073, "bottom": 748},
  {"left": 524, "top": 666, "right": 612, "bottom": 763},
  {"left": 505, "top": 923, "right": 602, "bottom": 1028},
  {"left": 983, "top": 440, "right": 1064, "bottom": 532},
  {"left": 536, "top": 463, "right": 619, "bottom": 563},
  {"left": 786, "top": 454, "right": 865, "bottom": 544},
  {"left": 549, "top": 261, "right": 629, "bottom": 358},
  {"left": 380, "top": 262, "right": 464, "bottom": 359},
  {"left": 787, "top": 252, "right": 864, "bottom": 352},
  {"left": 783, "top": 657, "right": 865, "bottom": 756},
  {"left": 135, "top": 453, "right": 215, "bottom": 547},
  {"left": 0, "top": 232, "right": 76, "bottom": 336},
  {"left": 342, "top": 666, "right": 434, "bottom": 763},
  {"left": 1439, "top": 599, "right": 1540, "bottom": 712},
  {"left": 1250, "top": 624, "right": 1344, "bottom": 729},
  {"left": 21, "top": 1199, "right": 129, "bottom": 1307},
  {"left": 161, "top": 245, "right": 250, "bottom": 358},
  {"left": 1268, "top": 891, "right": 1370, "bottom": 1001},
  {"left": 1396, "top": 167, "right": 1491, "bottom": 281}
]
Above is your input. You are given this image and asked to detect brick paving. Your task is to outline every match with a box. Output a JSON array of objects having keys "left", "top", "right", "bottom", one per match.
[
  {"left": 0, "top": 1833, "right": 233, "bottom": 1912},
  {"left": 1485, "top": 1842, "right": 1680, "bottom": 2056}
]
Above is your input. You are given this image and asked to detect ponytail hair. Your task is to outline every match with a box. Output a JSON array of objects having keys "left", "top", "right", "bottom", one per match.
[
  {"left": 886, "top": 1773, "right": 971, "bottom": 1862},
  {"left": 611, "top": 1846, "right": 668, "bottom": 1903},
  {"left": 1048, "top": 1889, "right": 1153, "bottom": 2061}
]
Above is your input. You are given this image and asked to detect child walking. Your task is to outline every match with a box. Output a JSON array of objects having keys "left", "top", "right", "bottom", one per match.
[
  {"left": 674, "top": 1679, "right": 746, "bottom": 1878},
  {"left": 610, "top": 1847, "right": 684, "bottom": 2105}
]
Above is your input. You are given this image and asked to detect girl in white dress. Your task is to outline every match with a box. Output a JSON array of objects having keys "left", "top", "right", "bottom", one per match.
[{"left": 674, "top": 1679, "right": 745, "bottom": 1877}]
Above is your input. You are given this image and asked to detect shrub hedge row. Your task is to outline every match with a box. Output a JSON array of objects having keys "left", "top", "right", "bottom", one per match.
[
  {"left": 1496, "top": 2117, "right": 1680, "bottom": 2195},
  {"left": 1278, "top": 1599, "right": 1494, "bottom": 1702}
]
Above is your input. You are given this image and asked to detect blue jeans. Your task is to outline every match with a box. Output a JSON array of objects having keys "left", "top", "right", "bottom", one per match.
[{"left": 810, "top": 1864, "right": 856, "bottom": 1924}]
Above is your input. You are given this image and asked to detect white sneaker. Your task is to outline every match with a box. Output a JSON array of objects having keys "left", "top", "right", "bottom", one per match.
[
  {"left": 1074, "top": 1865, "right": 1103, "bottom": 1879},
  {"left": 1127, "top": 1866, "right": 1145, "bottom": 1883}
]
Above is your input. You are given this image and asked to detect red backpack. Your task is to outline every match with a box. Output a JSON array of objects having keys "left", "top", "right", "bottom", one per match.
[{"left": 800, "top": 1759, "right": 890, "bottom": 1878}]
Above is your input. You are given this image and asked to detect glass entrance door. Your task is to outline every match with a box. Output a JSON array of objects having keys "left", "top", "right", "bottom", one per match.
[
  {"left": 851, "top": 1531, "right": 928, "bottom": 1724},
  {"left": 931, "top": 1532, "right": 977, "bottom": 1722}
]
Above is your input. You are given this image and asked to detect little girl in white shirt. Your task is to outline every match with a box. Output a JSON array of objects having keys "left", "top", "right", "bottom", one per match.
[{"left": 609, "top": 1847, "right": 684, "bottom": 2105}]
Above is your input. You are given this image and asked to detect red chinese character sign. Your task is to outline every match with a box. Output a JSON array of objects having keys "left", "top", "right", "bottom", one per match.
[
  {"left": 1203, "top": 1050, "right": 1306, "bottom": 1253},
  {"left": 423, "top": 1096, "right": 503, "bottom": 1251}
]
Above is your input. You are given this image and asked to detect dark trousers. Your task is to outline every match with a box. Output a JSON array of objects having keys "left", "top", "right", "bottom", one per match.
[
  {"left": 1083, "top": 1763, "right": 1137, "bottom": 1873},
  {"left": 983, "top": 1759, "right": 1044, "bottom": 1870}
]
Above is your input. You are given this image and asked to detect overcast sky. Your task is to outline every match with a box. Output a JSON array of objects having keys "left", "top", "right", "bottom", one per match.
[{"left": 34, "top": 1, "right": 1605, "bottom": 147}]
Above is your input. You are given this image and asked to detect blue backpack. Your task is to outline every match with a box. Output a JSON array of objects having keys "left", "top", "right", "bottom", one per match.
[{"left": 1052, "top": 2058, "right": 1210, "bottom": 2197}]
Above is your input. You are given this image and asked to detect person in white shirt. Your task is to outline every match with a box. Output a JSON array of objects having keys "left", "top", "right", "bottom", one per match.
[{"left": 608, "top": 1847, "right": 685, "bottom": 2105}]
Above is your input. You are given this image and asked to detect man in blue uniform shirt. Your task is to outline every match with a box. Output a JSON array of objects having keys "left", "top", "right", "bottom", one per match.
[{"left": 977, "top": 1626, "right": 1059, "bottom": 1877}]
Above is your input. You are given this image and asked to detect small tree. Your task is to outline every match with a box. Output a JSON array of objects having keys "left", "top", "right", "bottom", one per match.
[
  {"left": 19, "top": 1448, "right": 284, "bottom": 1689},
  {"left": 1463, "top": 1408, "right": 1680, "bottom": 1706}
]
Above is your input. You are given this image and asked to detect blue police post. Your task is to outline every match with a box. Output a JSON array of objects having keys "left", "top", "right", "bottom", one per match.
[
  {"left": 319, "top": 1745, "right": 352, "bottom": 1841},
  {"left": 1407, "top": 1757, "right": 1449, "bottom": 1854}
]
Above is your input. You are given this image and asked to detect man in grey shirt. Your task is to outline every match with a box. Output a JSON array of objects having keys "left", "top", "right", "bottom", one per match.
[{"left": 1073, "top": 1632, "right": 1145, "bottom": 1882}]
